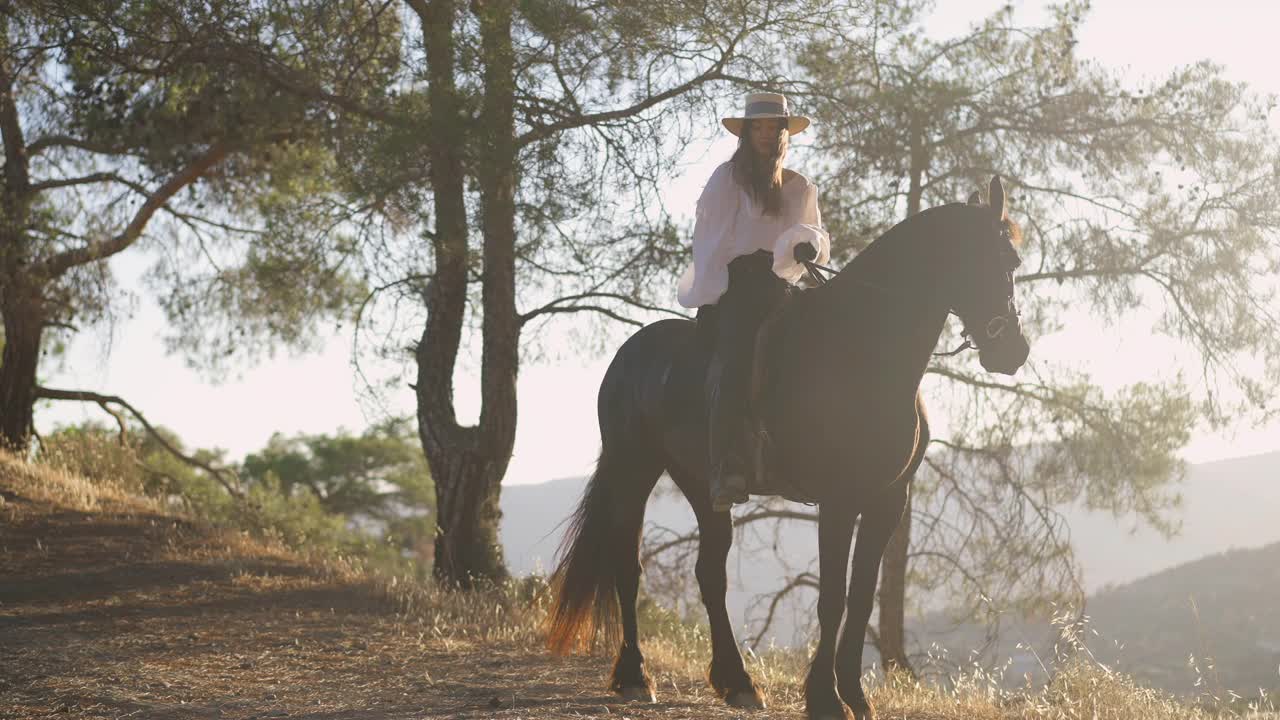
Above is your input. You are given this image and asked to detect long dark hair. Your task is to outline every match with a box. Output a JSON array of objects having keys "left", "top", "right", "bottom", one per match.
[{"left": 730, "top": 117, "right": 789, "bottom": 217}]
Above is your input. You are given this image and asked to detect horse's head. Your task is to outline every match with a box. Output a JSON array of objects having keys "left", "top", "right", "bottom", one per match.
[{"left": 945, "top": 176, "right": 1030, "bottom": 375}]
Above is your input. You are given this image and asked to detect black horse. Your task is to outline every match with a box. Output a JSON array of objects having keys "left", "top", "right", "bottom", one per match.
[{"left": 547, "top": 176, "right": 1031, "bottom": 720}]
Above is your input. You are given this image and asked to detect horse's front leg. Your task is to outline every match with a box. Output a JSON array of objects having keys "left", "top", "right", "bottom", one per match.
[
  {"left": 833, "top": 483, "right": 910, "bottom": 720},
  {"left": 804, "top": 503, "right": 858, "bottom": 720},
  {"left": 692, "top": 502, "right": 767, "bottom": 708}
]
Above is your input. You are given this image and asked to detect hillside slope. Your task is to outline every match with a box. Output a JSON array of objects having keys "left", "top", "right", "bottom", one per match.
[
  {"left": 0, "top": 455, "right": 681, "bottom": 720},
  {"left": 922, "top": 540, "right": 1280, "bottom": 698},
  {"left": 1086, "top": 541, "right": 1280, "bottom": 696}
]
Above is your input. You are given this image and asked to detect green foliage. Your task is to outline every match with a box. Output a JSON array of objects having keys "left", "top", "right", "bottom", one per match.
[
  {"left": 37, "top": 420, "right": 433, "bottom": 579},
  {"left": 240, "top": 419, "right": 434, "bottom": 561},
  {"left": 1, "top": 1, "right": 393, "bottom": 385}
]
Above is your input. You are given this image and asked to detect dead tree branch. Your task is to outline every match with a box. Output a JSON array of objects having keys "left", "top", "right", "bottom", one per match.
[{"left": 34, "top": 386, "right": 242, "bottom": 497}]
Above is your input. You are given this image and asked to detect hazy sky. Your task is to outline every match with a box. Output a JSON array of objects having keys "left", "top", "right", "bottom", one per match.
[{"left": 37, "top": 0, "right": 1280, "bottom": 484}]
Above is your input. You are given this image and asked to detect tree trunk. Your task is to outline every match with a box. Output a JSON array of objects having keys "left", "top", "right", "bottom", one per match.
[
  {"left": 0, "top": 36, "right": 38, "bottom": 452},
  {"left": 876, "top": 114, "right": 928, "bottom": 675},
  {"left": 411, "top": 0, "right": 518, "bottom": 587},
  {"left": 430, "top": 439, "right": 509, "bottom": 585},
  {"left": 472, "top": 0, "right": 518, "bottom": 571},
  {"left": 877, "top": 485, "right": 912, "bottom": 673},
  {"left": 0, "top": 283, "right": 43, "bottom": 451}
]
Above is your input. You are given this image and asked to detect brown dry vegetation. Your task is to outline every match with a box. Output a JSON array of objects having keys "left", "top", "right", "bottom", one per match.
[{"left": 1, "top": 451, "right": 1274, "bottom": 719}]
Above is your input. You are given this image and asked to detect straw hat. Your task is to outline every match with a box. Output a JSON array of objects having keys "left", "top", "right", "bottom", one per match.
[{"left": 721, "top": 92, "right": 811, "bottom": 136}]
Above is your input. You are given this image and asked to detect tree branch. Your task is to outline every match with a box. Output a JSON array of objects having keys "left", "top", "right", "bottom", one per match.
[
  {"left": 34, "top": 386, "right": 242, "bottom": 498},
  {"left": 519, "top": 291, "right": 689, "bottom": 326},
  {"left": 748, "top": 571, "right": 818, "bottom": 650},
  {"left": 1016, "top": 266, "right": 1146, "bottom": 284},
  {"left": 33, "top": 137, "right": 263, "bottom": 278},
  {"left": 642, "top": 505, "right": 819, "bottom": 563},
  {"left": 41, "top": 319, "right": 78, "bottom": 332},
  {"left": 29, "top": 172, "right": 137, "bottom": 194},
  {"left": 515, "top": 39, "right": 736, "bottom": 147},
  {"left": 26, "top": 134, "right": 132, "bottom": 157},
  {"left": 239, "top": 52, "right": 411, "bottom": 128},
  {"left": 523, "top": 304, "right": 644, "bottom": 328}
]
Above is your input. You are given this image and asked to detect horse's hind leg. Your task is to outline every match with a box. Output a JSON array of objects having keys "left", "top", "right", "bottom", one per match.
[
  {"left": 669, "top": 467, "right": 767, "bottom": 709},
  {"left": 609, "top": 455, "right": 665, "bottom": 702}
]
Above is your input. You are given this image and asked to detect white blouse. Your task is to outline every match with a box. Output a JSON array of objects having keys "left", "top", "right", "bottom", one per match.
[{"left": 677, "top": 161, "right": 831, "bottom": 308}]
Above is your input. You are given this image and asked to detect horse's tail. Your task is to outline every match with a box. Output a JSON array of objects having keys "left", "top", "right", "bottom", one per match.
[
  {"left": 544, "top": 447, "right": 626, "bottom": 655},
  {"left": 545, "top": 328, "right": 669, "bottom": 655}
]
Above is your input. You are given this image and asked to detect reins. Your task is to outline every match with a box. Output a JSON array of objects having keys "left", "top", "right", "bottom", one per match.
[{"left": 802, "top": 259, "right": 976, "bottom": 358}]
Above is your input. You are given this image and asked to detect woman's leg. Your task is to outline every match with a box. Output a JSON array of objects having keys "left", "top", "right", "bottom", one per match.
[
  {"left": 705, "top": 253, "right": 782, "bottom": 512},
  {"left": 705, "top": 303, "right": 753, "bottom": 511}
]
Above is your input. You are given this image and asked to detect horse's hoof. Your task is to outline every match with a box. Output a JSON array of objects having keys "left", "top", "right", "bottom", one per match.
[
  {"left": 806, "top": 695, "right": 853, "bottom": 720},
  {"left": 838, "top": 692, "right": 874, "bottom": 720},
  {"left": 837, "top": 682, "right": 875, "bottom": 719},
  {"left": 725, "top": 688, "right": 767, "bottom": 709},
  {"left": 617, "top": 685, "right": 656, "bottom": 703}
]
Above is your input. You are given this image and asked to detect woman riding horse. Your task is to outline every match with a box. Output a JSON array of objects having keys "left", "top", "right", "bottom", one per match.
[
  {"left": 677, "top": 92, "right": 832, "bottom": 512},
  {"left": 547, "top": 120, "right": 1031, "bottom": 718}
]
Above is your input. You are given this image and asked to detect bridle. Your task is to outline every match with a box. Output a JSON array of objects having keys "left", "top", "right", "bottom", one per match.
[{"left": 801, "top": 259, "right": 1019, "bottom": 358}]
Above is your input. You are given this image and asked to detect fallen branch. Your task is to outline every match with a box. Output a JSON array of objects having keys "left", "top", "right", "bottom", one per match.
[
  {"left": 748, "top": 571, "right": 818, "bottom": 650},
  {"left": 34, "top": 386, "right": 243, "bottom": 498}
]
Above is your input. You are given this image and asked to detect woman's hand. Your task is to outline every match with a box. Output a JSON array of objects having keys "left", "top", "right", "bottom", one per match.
[{"left": 794, "top": 241, "right": 817, "bottom": 263}]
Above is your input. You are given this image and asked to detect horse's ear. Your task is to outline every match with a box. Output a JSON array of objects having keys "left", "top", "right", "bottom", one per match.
[
  {"left": 967, "top": 191, "right": 982, "bottom": 206},
  {"left": 989, "top": 175, "right": 1007, "bottom": 220}
]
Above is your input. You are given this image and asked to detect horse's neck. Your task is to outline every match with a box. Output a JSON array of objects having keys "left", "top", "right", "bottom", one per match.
[{"left": 820, "top": 221, "right": 950, "bottom": 388}]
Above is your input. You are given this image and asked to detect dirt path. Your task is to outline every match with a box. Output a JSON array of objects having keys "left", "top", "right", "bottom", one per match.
[{"left": 0, "top": 474, "right": 777, "bottom": 719}]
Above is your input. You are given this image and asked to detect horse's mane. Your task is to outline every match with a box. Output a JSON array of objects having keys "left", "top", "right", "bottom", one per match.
[
  {"left": 835, "top": 203, "right": 964, "bottom": 282},
  {"left": 834, "top": 202, "right": 1022, "bottom": 283}
]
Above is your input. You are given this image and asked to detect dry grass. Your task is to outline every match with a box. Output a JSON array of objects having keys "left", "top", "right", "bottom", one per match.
[
  {"left": 0, "top": 450, "right": 163, "bottom": 515},
  {"left": 1, "top": 449, "right": 1275, "bottom": 719}
]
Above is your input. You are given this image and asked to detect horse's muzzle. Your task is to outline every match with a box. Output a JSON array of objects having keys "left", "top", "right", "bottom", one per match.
[{"left": 978, "top": 330, "right": 1030, "bottom": 375}]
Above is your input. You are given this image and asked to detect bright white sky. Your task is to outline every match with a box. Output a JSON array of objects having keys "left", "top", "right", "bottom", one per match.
[{"left": 37, "top": 0, "right": 1280, "bottom": 483}]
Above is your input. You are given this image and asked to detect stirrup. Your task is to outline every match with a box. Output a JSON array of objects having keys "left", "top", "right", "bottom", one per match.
[
  {"left": 710, "top": 464, "right": 749, "bottom": 513},
  {"left": 751, "top": 427, "right": 768, "bottom": 491},
  {"left": 711, "top": 488, "right": 749, "bottom": 513}
]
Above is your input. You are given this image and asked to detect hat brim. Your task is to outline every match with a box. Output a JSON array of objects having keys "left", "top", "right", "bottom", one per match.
[{"left": 722, "top": 115, "right": 810, "bottom": 137}]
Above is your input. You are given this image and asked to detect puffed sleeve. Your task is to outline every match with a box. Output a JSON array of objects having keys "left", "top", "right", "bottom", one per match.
[
  {"left": 771, "top": 181, "right": 831, "bottom": 283},
  {"left": 677, "top": 163, "right": 739, "bottom": 308},
  {"left": 800, "top": 180, "right": 823, "bottom": 227}
]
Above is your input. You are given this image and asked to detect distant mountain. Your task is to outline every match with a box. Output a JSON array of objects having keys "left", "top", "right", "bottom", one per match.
[
  {"left": 924, "top": 539, "right": 1280, "bottom": 697},
  {"left": 500, "top": 449, "right": 1280, "bottom": 693},
  {"left": 1085, "top": 540, "right": 1280, "bottom": 696},
  {"left": 1064, "top": 450, "right": 1280, "bottom": 591}
]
